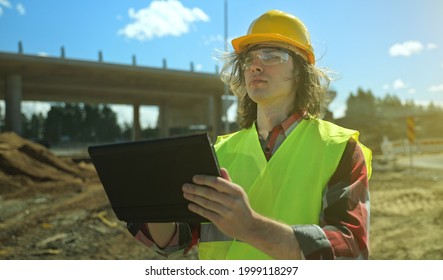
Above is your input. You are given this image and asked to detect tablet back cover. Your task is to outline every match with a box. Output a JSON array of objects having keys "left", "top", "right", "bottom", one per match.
[{"left": 88, "top": 133, "right": 220, "bottom": 223}]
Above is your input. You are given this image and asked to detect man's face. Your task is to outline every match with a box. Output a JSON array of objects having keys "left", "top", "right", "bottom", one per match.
[{"left": 243, "top": 44, "right": 298, "bottom": 108}]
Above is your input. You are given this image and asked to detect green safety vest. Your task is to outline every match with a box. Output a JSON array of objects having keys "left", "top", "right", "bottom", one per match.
[{"left": 198, "top": 118, "right": 372, "bottom": 260}]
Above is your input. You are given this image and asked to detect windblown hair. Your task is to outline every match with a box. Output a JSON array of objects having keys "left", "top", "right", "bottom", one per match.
[{"left": 219, "top": 48, "right": 331, "bottom": 129}]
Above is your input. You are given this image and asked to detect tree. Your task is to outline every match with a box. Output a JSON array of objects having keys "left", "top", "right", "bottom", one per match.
[
  {"left": 345, "top": 87, "right": 376, "bottom": 119},
  {"left": 97, "top": 105, "right": 121, "bottom": 142},
  {"left": 340, "top": 89, "right": 402, "bottom": 153},
  {"left": 44, "top": 104, "right": 64, "bottom": 143},
  {"left": 43, "top": 102, "right": 122, "bottom": 144},
  {"left": 62, "top": 103, "right": 84, "bottom": 141},
  {"left": 338, "top": 88, "right": 443, "bottom": 154},
  {"left": 23, "top": 113, "right": 45, "bottom": 139}
]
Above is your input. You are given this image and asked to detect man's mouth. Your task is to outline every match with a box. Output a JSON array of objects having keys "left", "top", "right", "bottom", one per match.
[{"left": 249, "top": 79, "right": 266, "bottom": 86}]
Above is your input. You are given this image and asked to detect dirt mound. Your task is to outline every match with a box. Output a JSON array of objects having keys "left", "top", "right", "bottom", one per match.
[
  {"left": 0, "top": 132, "right": 189, "bottom": 260},
  {"left": 0, "top": 132, "right": 96, "bottom": 197}
]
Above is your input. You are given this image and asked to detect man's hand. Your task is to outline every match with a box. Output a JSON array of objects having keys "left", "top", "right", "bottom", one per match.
[
  {"left": 182, "top": 168, "right": 257, "bottom": 241},
  {"left": 182, "top": 168, "right": 302, "bottom": 259}
]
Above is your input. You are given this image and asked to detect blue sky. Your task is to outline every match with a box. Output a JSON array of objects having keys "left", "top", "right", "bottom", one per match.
[{"left": 1, "top": 0, "right": 442, "bottom": 127}]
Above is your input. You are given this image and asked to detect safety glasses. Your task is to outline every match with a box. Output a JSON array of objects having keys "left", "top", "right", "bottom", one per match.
[{"left": 241, "top": 47, "right": 291, "bottom": 70}]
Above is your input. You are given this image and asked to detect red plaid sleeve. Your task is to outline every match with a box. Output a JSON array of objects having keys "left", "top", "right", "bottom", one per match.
[{"left": 127, "top": 222, "right": 197, "bottom": 258}]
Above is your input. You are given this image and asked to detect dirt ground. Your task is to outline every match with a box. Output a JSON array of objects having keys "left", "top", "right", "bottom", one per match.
[{"left": 1, "top": 132, "right": 442, "bottom": 260}]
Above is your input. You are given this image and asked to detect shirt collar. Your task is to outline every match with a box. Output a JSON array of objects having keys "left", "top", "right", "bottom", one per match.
[
  {"left": 281, "top": 112, "right": 302, "bottom": 131},
  {"left": 281, "top": 112, "right": 303, "bottom": 136},
  {"left": 255, "top": 111, "right": 304, "bottom": 140}
]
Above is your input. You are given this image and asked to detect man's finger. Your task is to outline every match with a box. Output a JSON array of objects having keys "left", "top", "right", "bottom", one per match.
[
  {"left": 183, "top": 191, "right": 227, "bottom": 215},
  {"left": 191, "top": 175, "right": 231, "bottom": 193},
  {"left": 183, "top": 183, "right": 231, "bottom": 206},
  {"left": 220, "top": 168, "right": 232, "bottom": 182}
]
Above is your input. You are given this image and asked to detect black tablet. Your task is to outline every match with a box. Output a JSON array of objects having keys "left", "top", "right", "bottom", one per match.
[{"left": 88, "top": 133, "right": 220, "bottom": 223}]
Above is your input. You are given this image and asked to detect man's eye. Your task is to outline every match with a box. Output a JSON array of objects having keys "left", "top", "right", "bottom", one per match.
[
  {"left": 262, "top": 54, "right": 280, "bottom": 62},
  {"left": 244, "top": 56, "right": 253, "bottom": 64}
]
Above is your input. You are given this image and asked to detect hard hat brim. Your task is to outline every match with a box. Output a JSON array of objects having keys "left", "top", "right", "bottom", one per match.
[{"left": 232, "top": 33, "right": 315, "bottom": 64}]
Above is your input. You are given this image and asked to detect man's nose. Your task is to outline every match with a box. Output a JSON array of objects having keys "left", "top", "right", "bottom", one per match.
[{"left": 250, "top": 56, "right": 263, "bottom": 72}]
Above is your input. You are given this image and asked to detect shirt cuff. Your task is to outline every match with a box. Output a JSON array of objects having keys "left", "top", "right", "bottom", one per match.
[
  {"left": 292, "top": 224, "right": 334, "bottom": 260},
  {"left": 129, "top": 222, "right": 193, "bottom": 258}
]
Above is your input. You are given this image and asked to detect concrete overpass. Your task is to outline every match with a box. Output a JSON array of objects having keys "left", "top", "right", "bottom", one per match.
[{"left": 0, "top": 51, "right": 231, "bottom": 140}]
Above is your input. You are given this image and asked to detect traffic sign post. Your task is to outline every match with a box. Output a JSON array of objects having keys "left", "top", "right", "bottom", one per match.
[
  {"left": 407, "top": 116, "right": 415, "bottom": 144},
  {"left": 407, "top": 116, "right": 415, "bottom": 172}
]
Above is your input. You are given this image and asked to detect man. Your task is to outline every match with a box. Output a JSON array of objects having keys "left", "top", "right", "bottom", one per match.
[{"left": 128, "top": 10, "right": 372, "bottom": 260}]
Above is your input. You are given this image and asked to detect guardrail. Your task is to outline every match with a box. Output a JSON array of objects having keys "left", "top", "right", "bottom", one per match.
[{"left": 381, "top": 138, "right": 443, "bottom": 160}]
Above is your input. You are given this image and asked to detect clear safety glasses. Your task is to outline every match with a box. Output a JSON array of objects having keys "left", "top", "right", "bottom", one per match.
[{"left": 241, "top": 47, "right": 291, "bottom": 70}]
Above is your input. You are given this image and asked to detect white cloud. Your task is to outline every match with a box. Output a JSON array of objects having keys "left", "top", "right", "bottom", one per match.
[
  {"left": 16, "top": 3, "right": 25, "bottom": 15},
  {"left": 429, "top": 84, "right": 443, "bottom": 93},
  {"left": 427, "top": 43, "right": 437, "bottom": 50},
  {"left": 389, "top": 41, "right": 424, "bottom": 57},
  {"left": 389, "top": 41, "right": 438, "bottom": 57},
  {"left": 0, "top": 1, "right": 26, "bottom": 16},
  {"left": 0, "top": 0, "right": 11, "bottom": 16},
  {"left": 384, "top": 79, "right": 413, "bottom": 92},
  {"left": 0, "top": 0, "right": 12, "bottom": 8},
  {"left": 118, "top": 0, "right": 209, "bottom": 41},
  {"left": 393, "top": 79, "right": 407, "bottom": 89}
]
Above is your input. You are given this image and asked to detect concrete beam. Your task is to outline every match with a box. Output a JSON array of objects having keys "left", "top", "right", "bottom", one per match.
[
  {"left": 0, "top": 52, "right": 227, "bottom": 138},
  {"left": 20, "top": 81, "right": 213, "bottom": 103}
]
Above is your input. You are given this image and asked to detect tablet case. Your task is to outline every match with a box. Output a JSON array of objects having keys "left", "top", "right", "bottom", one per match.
[{"left": 88, "top": 133, "right": 220, "bottom": 223}]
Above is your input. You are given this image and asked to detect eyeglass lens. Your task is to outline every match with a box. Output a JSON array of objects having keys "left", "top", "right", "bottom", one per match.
[{"left": 242, "top": 48, "right": 290, "bottom": 70}]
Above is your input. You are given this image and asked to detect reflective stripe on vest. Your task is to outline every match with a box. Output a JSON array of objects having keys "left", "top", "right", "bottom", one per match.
[{"left": 198, "top": 119, "right": 372, "bottom": 260}]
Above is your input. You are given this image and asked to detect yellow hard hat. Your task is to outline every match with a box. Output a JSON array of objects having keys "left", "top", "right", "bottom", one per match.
[{"left": 232, "top": 10, "right": 315, "bottom": 64}]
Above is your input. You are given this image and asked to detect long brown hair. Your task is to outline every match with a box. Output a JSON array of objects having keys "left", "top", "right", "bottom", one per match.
[{"left": 220, "top": 48, "right": 331, "bottom": 129}]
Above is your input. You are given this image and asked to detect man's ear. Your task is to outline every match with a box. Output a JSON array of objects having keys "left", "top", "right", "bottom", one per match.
[{"left": 293, "top": 68, "right": 300, "bottom": 83}]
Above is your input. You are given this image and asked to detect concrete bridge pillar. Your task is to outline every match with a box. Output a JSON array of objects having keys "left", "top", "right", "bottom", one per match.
[
  {"left": 159, "top": 102, "right": 170, "bottom": 138},
  {"left": 132, "top": 103, "right": 141, "bottom": 141},
  {"left": 208, "top": 94, "right": 222, "bottom": 139},
  {"left": 5, "top": 75, "right": 23, "bottom": 135}
]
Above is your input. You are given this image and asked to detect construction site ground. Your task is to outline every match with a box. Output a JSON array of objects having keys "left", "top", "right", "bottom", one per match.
[{"left": 1, "top": 132, "right": 442, "bottom": 260}]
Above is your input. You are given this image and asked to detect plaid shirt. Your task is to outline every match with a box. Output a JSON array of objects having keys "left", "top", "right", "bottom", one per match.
[{"left": 127, "top": 113, "right": 370, "bottom": 260}]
